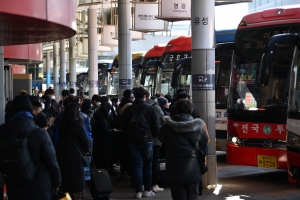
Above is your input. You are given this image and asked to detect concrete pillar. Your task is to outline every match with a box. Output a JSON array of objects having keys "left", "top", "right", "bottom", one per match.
[
  {"left": 118, "top": 0, "right": 132, "bottom": 99},
  {"left": 46, "top": 51, "right": 51, "bottom": 88},
  {"left": 69, "top": 36, "right": 77, "bottom": 96},
  {"left": 191, "top": 0, "right": 217, "bottom": 187},
  {"left": 88, "top": 5, "right": 98, "bottom": 99},
  {"left": 60, "top": 40, "right": 67, "bottom": 98},
  {"left": 0, "top": 47, "right": 4, "bottom": 124},
  {"left": 53, "top": 42, "right": 60, "bottom": 98}
]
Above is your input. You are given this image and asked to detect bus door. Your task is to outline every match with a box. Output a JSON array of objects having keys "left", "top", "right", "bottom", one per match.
[
  {"left": 141, "top": 60, "right": 160, "bottom": 96},
  {"left": 171, "top": 58, "right": 191, "bottom": 98}
]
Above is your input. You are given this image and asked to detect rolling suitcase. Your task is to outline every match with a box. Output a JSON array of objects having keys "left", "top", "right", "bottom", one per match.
[{"left": 88, "top": 165, "right": 113, "bottom": 200}]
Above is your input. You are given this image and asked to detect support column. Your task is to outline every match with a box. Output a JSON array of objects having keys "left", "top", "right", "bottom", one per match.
[
  {"left": 53, "top": 42, "right": 60, "bottom": 98},
  {"left": 0, "top": 47, "right": 4, "bottom": 124},
  {"left": 60, "top": 40, "right": 67, "bottom": 98},
  {"left": 46, "top": 51, "right": 51, "bottom": 88},
  {"left": 69, "top": 36, "right": 77, "bottom": 96},
  {"left": 88, "top": 5, "right": 98, "bottom": 99},
  {"left": 118, "top": 0, "right": 132, "bottom": 99},
  {"left": 191, "top": 0, "right": 217, "bottom": 187}
]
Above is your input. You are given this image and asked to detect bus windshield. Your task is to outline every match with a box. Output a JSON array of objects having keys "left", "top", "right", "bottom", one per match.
[{"left": 228, "top": 26, "right": 298, "bottom": 113}]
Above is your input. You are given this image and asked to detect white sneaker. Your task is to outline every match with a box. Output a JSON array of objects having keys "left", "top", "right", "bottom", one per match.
[
  {"left": 152, "top": 185, "right": 164, "bottom": 192},
  {"left": 134, "top": 192, "right": 142, "bottom": 199},
  {"left": 142, "top": 190, "right": 155, "bottom": 197}
]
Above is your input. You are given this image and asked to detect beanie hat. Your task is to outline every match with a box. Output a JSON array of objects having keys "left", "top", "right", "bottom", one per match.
[
  {"left": 123, "top": 89, "right": 134, "bottom": 99},
  {"left": 157, "top": 97, "right": 168, "bottom": 108},
  {"left": 13, "top": 95, "right": 33, "bottom": 114}
]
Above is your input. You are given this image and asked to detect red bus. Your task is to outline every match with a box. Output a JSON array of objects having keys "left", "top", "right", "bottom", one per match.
[
  {"left": 140, "top": 44, "right": 165, "bottom": 95},
  {"left": 226, "top": 6, "right": 300, "bottom": 170}
]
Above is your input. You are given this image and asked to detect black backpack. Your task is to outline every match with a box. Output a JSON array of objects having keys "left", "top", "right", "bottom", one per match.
[
  {"left": 0, "top": 128, "right": 39, "bottom": 185},
  {"left": 128, "top": 107, "right": 150, "bottom": 144}
]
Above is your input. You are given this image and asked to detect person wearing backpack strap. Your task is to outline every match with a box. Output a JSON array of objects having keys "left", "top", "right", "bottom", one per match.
[
  {"left": 0, "top": 95, "right": 61, "bottom": 200},
  {"left": 122, "top": 87, "right": 160, "bottom": 199}
]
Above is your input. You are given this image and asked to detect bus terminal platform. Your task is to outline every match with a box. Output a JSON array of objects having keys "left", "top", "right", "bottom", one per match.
[{"left": 83, "top": 152, "right": 300, "bottom": 200}]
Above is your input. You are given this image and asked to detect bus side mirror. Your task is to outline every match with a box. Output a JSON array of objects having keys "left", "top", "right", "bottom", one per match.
[
  {"left": 140, "top": 69, "right": 146, "bottom": 85},
  {"left": 259, "top": 51, "right": 273, "bottom": 86}
]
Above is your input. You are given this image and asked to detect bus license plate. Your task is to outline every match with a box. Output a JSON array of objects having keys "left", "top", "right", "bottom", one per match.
[{"left": 257, "top": 155, "right": 277, "bottom": 169}]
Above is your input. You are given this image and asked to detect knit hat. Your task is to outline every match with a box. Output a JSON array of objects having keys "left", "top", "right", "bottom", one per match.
[
  {"left": 157, "top": 97, "right": 168, "bottom": 107},
  {"left": 13, "top": 95, "right": 33, "bottom": 114},
  {"left": 123, "top": 89, "right": 134, "bottom": 99}
]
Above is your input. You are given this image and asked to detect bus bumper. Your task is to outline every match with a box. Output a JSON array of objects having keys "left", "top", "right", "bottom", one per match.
[
  {"left": 287, "top": 151, "right": 300, "bottom": 186},
  {"left": 226, "top": 142, "right": 287, "bottom": 169}
]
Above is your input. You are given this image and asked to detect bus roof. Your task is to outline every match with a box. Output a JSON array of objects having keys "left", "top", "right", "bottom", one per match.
[
  {"left": 238, "top": 5, "right": 300, "bottom": 30},
  {"left": 144, "top": 44, "right": 166, "bottom": 58},
  {"left": 113, "top": 52, "right": 146, "bottom": 60},
  {"left": 163, "top": 30, "right": 236, "bottom": 53}
]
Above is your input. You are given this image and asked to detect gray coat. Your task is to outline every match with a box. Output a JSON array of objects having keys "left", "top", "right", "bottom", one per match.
[{"left": 158, "top": 114, "right": 206, "bottom": 184}]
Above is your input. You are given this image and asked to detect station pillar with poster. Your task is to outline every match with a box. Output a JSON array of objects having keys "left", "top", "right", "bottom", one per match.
[{"left": 191, "top": 0, "right": 217, "bottom": 187}]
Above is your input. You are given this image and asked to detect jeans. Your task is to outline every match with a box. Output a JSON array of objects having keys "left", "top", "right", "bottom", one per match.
[{"left": 130, "top": 142, "right": 153, "bottom": 193}]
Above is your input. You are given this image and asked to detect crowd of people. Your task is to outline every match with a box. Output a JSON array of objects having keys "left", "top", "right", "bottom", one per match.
[{"left": 0, "top": 86, "right": 210, "bottom": 200}]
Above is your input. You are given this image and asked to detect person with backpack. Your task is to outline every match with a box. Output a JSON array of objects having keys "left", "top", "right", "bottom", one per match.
[
  {"left": 122, "top": 87, "right": 160, "bottom": 199},
  {"left": 0, "top": 95, "right": 61, "bottom": 200},
  {"left": 158, "top": 99, "right": 209, "bottom": 200}
]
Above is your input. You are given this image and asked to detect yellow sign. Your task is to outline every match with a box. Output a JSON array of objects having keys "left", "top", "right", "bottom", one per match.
[{"left": 257, "top": 155, "right": 277, "bottom": 169}]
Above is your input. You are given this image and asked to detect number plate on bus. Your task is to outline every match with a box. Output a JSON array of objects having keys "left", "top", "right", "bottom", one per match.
[{"left": 257, "top": 155, "right": 277, "bottom": 169}]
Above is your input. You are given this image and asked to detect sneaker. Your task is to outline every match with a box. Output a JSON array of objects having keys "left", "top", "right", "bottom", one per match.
[
  {"left": 142, "top": 190, "right": 155, "bottom": 197},
  {"left": 134, "top": 192, "right": 142, "bottom": 199},
  {"left": 152, "top": 185, "right": 164, "bottom": 192}
]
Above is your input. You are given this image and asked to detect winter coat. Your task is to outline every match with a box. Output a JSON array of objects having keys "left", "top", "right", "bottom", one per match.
[
  {"left": 92, "top": 110, "right": 115, "bottom": 168},
  {"left": 56, "top": 122, "right": 90, "bottom": 193},
  {"left": 0, "top": 118, "right": 61, "bottom": 200},
  {"left": 158, "top": 114, "right": 206, "bottom": 184},
  {"left": 122, "top": 99, "right": 160, "bottom": 144},
  {"left": 145, "top": 98, "right": 164, "bottom": 146}
]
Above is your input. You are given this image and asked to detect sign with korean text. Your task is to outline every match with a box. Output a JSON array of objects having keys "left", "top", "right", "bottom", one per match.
[
  {"left": 228, "top": 119, "right": 286, "bottom": 140},
  {"left": 191, "top": 1, "right": 214, "bottom": 49},
  {"left": 192, "top": 74, "right": 215, "bottom": 90},
  {"left": 119, "top": 79, "right": 132, "bottom": 89},
  {"left": 101, "top": 25, "right": 118, "bottom": 47},
  {"left": 160, "top": 0, "right": 191, "bottom": 18},
  {"left": 135, "top": 3, "right": 165, "bottom": 30}
]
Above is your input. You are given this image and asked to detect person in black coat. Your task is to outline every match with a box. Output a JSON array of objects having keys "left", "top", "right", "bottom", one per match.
[
  {"left": 56, "top": 103, "right": 90, "bottom": 200},
  {"left": 92, "top": 102, "right": 120, "bottom": 176},
  {"left": 0, "top": 95, "right": 61, "bottom": 200},
  {"left": 158, "top": 99, "right": 208, "bottom": 200}
]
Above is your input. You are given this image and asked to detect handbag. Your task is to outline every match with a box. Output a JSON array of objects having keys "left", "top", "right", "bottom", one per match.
[
  {"left": 185, "top": 134, "right": 208, "bottom": 174},
  {"left": 73, "top": 142, "right": 88, "bottom": 167}
]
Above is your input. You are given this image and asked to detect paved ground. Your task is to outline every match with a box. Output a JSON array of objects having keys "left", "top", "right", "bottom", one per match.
[{"left": 84, "top": 152, "right": 300, "bottom": 200}]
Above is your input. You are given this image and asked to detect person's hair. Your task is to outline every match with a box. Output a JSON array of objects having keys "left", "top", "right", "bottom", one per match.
[
  {"left": 29, "top": 95, "right": 39, "bottom": 102},
  {"left": 150, "top": 96, "right": 156, "bottom": 100},
  {"left": 99, "top": 102, "right": 112, "bottom": 119},
  {"left": 146, "top": 91, "right": 150, "bottom": 98},
  {"left": 45, "top": 89, "right": 55, "bottom": 95},
  {"left": 164, "top": 94, "right": 172, "bottom": 103},
  {"left": 133, "top": 87, "right": 148, "bottom": 99},
  {"left": 155, "top": 93, "right": 162, "bottom": 98},
  {"left": 59, "top": 103, "right": 83, "bottom": 136},
  {"left": 63, "top": 95, "right": 78, "bottom": 107},
  {"left": 81, "top": 99, "right": 92, "bottom": 112},
  {"left": 92, "top": 94, "right": 101, "bottom": 102},
  {"left": 31, "top": 101, "right": 42, "bottom": 109},
  {"left": 175, "top": 99, "right": 193, "bottom": 115},
  {"left": 69, "top": 88, "right": 75, "bottom": 94},
  {"left": 61, "top": 89, "right": 70, "bottom": 98},
  {"left": 100, "top": 96, "right": 109, "bottom": 103},
  {"left": 176, "top": 88, "right": 186, "bottom": 95}
]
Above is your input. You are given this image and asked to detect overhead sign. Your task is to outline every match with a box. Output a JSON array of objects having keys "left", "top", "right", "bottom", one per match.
[
  {"left": 101, "top": 25, "right": 118, "bottom": 47},
  {"left": 159, "top": 0, "right": 191, "bottom": 19},
  {"left": 134, "top": 3, "right": 165, "bottom": 31}
]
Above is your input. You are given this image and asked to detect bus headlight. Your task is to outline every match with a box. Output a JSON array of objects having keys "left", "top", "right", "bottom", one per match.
[
  {"left": 287, "top": 132, "right": 300, "bottom": 149},
  {"left": 227, "top": 133, "right": 242, "bottom": 145}
]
